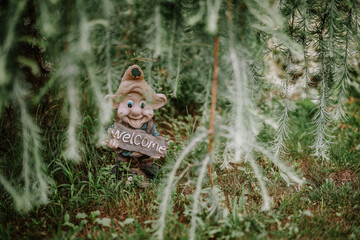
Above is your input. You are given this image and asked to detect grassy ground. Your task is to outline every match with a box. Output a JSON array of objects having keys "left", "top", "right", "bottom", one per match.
[{"left": 0, "top": 96, "right": 359, "bottom": 239}]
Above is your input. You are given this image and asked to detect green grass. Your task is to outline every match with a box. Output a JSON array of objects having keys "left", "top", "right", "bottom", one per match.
[{"left": 0, "top": 97, "right": 359, "bottom": 239}]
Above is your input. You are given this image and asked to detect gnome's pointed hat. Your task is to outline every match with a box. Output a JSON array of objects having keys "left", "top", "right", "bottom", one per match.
[{"left": 106, "top": 65, "right": 167, "bottom": 109}]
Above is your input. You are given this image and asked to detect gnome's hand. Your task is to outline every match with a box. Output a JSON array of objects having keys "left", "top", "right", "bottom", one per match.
[
  {"left": 108, "top": 139, "right": 121, "bottom": 149},
  {"left": 130, "top": 152, "right": 144, "bottom": 157}
]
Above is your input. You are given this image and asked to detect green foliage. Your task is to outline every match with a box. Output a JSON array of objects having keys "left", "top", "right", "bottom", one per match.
[{"left": 0, "top": 0, "right": 359, "bottom": 239}]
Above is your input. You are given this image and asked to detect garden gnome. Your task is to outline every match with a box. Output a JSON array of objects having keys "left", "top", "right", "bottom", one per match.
[{"left": 105, "top": 65, "right": 167, "bottom": 185}]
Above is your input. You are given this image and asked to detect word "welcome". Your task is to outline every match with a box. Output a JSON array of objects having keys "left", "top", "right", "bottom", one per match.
[{"left": 108, "top": 123, "right": 168, "bottom": 158}]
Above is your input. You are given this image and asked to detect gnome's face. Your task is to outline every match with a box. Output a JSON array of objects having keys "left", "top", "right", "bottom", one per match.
[
  {"left": 106, "top": 65, "right": 167, "bottom": 129},
  {"left": 117, "top": 92, "right": 154, "bottom": 128}
]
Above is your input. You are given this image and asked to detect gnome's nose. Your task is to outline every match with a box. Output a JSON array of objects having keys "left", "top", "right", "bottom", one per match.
[{"left": 131, "top": 106, "right": 141, "bottom": 116}]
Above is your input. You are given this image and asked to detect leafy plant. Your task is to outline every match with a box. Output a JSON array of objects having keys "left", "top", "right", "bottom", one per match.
[{"left": 0, "top": 0, "right": 359, "bottom": 239}]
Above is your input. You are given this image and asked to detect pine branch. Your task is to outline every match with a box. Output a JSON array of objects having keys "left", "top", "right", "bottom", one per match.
[
  {"left": 326, "top": 0, "right": 339, "bottom": 60},
  {"left": 298, "top": 0, "right": 311, "bottom": 91},
  {"left": 154, "top": 6, "right": 163, "bottom": 58},
  {"left": 189, "top": 155, "right": 211, "bottom": 240},
  {"left": 273, "top": 54, "right": 294, "bottom": 156},
  {"left": 246, "top": 152, "right": 271, "bottom": 211},
  {"left": 334, "top": 4, "right": 352, "bottom": 120},
  {"left": 0, "top": 79, "right": 50, "bottom": 211},
  {"left": 64, "top": 72, "right": 81, "bottom": 162},
  {"left": 104, "top": 14, "right": 113, "bottom": 94},
  {"left": 311, "top": 1, "right": 334, "bottom": 161},
  {"left": 154, "top": 132, "right": 207, "bottom": 240},
  {"left": 0, "top": 0, "right": 27, "bottom": 86},
  {"left": 273, "top": 0, "right": 297, "bottom": 157}
]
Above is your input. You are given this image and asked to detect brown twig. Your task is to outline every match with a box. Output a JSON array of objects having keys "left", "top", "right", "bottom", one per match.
[
  {"left": 176, "top": 163, "right": 198, "bottom": 184},
  {"left": 224, "top": 192, "right": 232, "bottom": 214},
  {"left": 290, "top": 0, "right": 295, "bottom": 38},
  {"left": 208, "top": 36, "right": 219, "bottom": 189}
]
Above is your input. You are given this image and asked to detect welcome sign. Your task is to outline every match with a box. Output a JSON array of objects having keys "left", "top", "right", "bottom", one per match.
[{"left": 108, "top": 123, "right": 169, "bottom": 158}]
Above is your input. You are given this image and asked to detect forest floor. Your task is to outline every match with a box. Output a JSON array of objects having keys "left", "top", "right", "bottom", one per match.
[{"left": 0, "top": 97, "right": 360, "bottom": 239}]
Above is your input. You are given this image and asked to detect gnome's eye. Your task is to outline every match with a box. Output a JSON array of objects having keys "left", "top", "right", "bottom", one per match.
[
  {"left": 127, "top": 100, "right": 133, "bottom": 108},
  {"left": 140, "top": 102, "right": 145, "bottom": 109}
]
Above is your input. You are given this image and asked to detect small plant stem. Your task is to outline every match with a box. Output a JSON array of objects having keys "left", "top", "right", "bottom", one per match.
[
  {"left": 289, "top": 0, "right": 295, "bottom": 62},
  {"left": 224, "top": 191, "right": 232, "bottom": 213},
  {"left": 208, "top": 35, "right": 219, "bottom": 189},
  {"left": 176, "top": 163, "right": 198, "bottom": 184}
]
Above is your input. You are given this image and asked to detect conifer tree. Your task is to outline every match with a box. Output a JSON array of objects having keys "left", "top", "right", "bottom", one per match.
[{"left": 0, "top": 0, "right": 358, "bottom": 226}]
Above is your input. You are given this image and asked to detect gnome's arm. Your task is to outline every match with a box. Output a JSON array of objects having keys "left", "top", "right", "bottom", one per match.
[{"left": 107, "top": 138, "right": 122, "bottom": 150}]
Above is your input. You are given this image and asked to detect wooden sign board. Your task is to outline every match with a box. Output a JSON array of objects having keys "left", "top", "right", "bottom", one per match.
[{"left": 108, "top": 123, "right": 169, "bottom": 159}]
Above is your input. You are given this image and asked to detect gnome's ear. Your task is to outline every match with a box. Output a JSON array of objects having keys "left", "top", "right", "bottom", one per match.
[
  {"left": 152, "top": 94, "right": 167, "bottom": 110},
  {"left": 104, "top": 94, "right": 118, "bottom": 109}
]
